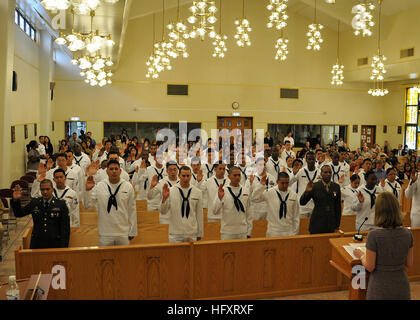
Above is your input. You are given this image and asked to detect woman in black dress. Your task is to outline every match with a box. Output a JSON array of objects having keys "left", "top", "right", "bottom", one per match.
[{"left": 354, "top": 192, "right": 414, "bottom": 300}]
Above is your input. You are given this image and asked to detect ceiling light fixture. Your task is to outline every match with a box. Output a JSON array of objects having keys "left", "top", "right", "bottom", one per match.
[
  {"left": 267, "top": 0, "right": 288, "bottom": 30},
  {"left": 352, "top": 1, "right": 375, "bottom": 37},
  {"left": 306, "top": 0, "right": 324, "bottom": 51},
  {"left": 167, "top": 0, "right": 190, "bottom": 59},
  {"left": 275, "top": 30, "right": 288, "bottom": 61},
  {"left": 234, "top": 0, "right": 252, "bottom": 47},
  {"left": 212, "top": 0, "right": 228, "bottom": 58},
  {"left": 368, "top": 0, "right": 388, "bottom": 96},
  {"left": 188, "top": 0, "right": 218, "bottom": 40},
  {"left": 331, "top": 20, "right": 344, "bottom": 86}
]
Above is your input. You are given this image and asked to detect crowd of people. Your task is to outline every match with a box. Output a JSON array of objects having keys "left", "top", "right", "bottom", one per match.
[{"left": 11, "top": 128, "right": 416, "bottom": 299}]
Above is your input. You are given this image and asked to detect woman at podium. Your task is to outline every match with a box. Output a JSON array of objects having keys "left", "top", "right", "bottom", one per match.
[{"left": 354, "top": 192, "right": 414, "bottom": 300}]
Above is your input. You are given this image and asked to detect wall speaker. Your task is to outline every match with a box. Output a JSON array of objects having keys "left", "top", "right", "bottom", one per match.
[{"left": 12, "top": 71, "right": 17, "bottom": 91}]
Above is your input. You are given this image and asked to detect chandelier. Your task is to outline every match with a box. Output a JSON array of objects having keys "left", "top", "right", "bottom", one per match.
[
  {"left": 306, "top": 0, "right": 323, "bottom": 51},
  {"left": 275, "top": 32, "right": 288, "bottom": 61},
  {"left": 188, "top": 0, "right": 218, "bottom": 40},
  {"left": 41, "top": 0, "right": 119, "bottom": 14},
  {"left": 331, "top": 21, "right": 344, "bottom": 86},
  {"left": 167, "top": 0, "right": 190, "bottom": 59},
  {"left": 55, "top": 10, "right": 115, "bottom": 54},
  {"left": 71, "top": 54, "right": 113, "bottom": 86},
  {"left": 368, "top": 0, "right": 388, "bottom": 96},
  {"left": 146, "top": 4, "right": 173, "bottom": 80},
  {"left": 267, "top": 0, "right": 288, "bottom": 30},
  {"left": 352, "top": 1, "right": 375, "bottom": 37},
  {"left": 212, "top": 0, "right": 227, "bottom": 58},
  {"left": 235, "top": 0, "right": 252, "bottom": 47},
  {"left": 81, "top": 68, "right": 113, "bottom": 87}
]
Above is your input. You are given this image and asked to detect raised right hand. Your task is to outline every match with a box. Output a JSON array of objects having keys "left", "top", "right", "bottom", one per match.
[
  {"left": 38, "top": 162, "right": 45, "bottom": 176},
  {"left": 197, "top": 169, "right": 203, "bottom": 183},
  {"left": 218, "top": 184, "right": 225, "bottom": 200},
  {"left": 162, "top": 183, "right": 170, "bottom": 202},
  {"left": 87, "top": 162, "right": 99, "bottom": 176},
  {"left": 260, "top": 174, "right": 267, "bottom": 186},
  {"left": 46, "top": 158, "right": 54, "bottom": 170},
  {"left": 411, "top": 170, "right": 418, "bottom": 183},
  {"left": 140, "top": 158, "right": 147, "bottom": 169},
  {"left": 12, "top": 185, "right": 22, "bottom": 200},
  {"left": 357, "top": 191, "right": 365, "bottom": 203},
  {"left": 150, "top": 175, "right": 159, "bottom": 189},
  {"left": 37, "top": 171, "right": 47, "bottom": 182},
  {"left": 86, "top": 175, "right": 96, "bottom": 191},
  {"left": 305, "top": 180, "right": 314, "bottom": 193}
]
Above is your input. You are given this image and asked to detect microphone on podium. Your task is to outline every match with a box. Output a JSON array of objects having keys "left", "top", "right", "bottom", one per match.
[{"left": 354, "top": 217, "right": 369, "bottom": 242}]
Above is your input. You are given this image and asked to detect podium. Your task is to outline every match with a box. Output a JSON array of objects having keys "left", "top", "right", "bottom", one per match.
[{"left": 329, "top": 237, "right": 369, "bottom": 300}]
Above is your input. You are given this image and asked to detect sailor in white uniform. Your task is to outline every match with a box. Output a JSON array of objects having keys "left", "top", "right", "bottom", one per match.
[
  {"left": 199, "top": 162, "right": 230, "bottom": 222},
  {"left": 341, "top": 174, "right": 360, "bottom": 216},
  {"left": 44, "top": 153, "right": 80, "bottom": 193},
  {"left": 84, "top": 160, "right": 137, "bottom": 246},
  {"left": 213, "top": 166, "right": 252, "bottom": 240},
  {"left": 329, "top": 152, "right": 347, "bottom": 186},
  {"left": 137, "top": 153, "right": 168, "bottom": 211},
  {"left": 131, "top": 158, "right": 149, "bottom": 200},
  {"left": 289, "top": 152, "right": 320, "bottom": 218},
  {"left": 72, "top": 144, "right": 91, "bottom": 175},
  {"left": 281, "top": 140, "right": 295, "bottom": 165},
  {"left": 381, "top": 167, "right": 402, "bottom": 204},
  {"left": 160, "top": 166, "right": 203, "bottom": 243},
  {"left": 404, "top": 169, "right": 420, "bottom": 227},
  {"left": 253, "top": 172, "right": 300, "bottom": 237},
  {"left": 147, "top": 161, "right": 180, "bottom": 224},
  {"left": 351, "top": 170, "right": 383, "bottom": 231},
  {"left": 245, "top": 157, "right": 276, "bottom": 220},
  {"left": 266, "top": 148, "right": 282, "bottom": 180}
]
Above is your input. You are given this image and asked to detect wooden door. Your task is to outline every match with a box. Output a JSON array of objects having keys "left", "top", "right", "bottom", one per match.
[
  {"left": 217, "top": 117, "right": 253, "bottom": 143},
  {"left": 361, "top": 125, "right": 376, "bottom": 148}
]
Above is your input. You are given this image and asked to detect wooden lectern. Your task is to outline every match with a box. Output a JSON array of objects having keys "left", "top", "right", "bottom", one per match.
[{"left": 329, "top": 237, "right": 369, "bottom": 300}]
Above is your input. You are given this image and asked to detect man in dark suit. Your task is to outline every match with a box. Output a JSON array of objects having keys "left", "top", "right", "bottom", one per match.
[
  {"left": 11, "top": 180, "right": 70, "bottom": 249},
  {"left": 299, "top": 165, "right": 341, "bottom": 234}
]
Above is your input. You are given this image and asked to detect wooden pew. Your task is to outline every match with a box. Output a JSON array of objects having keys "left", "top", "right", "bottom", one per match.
[
  {"left": 22, "top": 213, "right": 361, "bottom": 249},
  {"left": 15, "top": 228, "right": 420, "bottom": 300}
]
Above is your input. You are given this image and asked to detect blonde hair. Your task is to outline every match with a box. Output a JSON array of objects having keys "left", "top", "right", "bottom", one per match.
[{"left": 374, "top": 192, "right": 403, "bottom": 228}]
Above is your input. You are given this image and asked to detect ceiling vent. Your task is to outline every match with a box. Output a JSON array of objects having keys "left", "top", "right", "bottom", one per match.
[{"left": 280, "top": 88, "right": 299, "bottom": 99}]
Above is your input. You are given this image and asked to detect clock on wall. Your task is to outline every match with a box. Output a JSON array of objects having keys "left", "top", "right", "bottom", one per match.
[{"left": 232, "top": 102, "right": 240, "bottom": 110}]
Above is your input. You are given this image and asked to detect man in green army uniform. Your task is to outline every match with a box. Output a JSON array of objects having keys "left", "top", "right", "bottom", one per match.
[{"left": 11, "top": 180, "right": 70, "bottom": 249}]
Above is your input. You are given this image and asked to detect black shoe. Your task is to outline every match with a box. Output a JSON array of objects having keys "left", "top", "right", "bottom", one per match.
[{"left": 0, "top": 254, "right": 2, "bottom": 262}]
